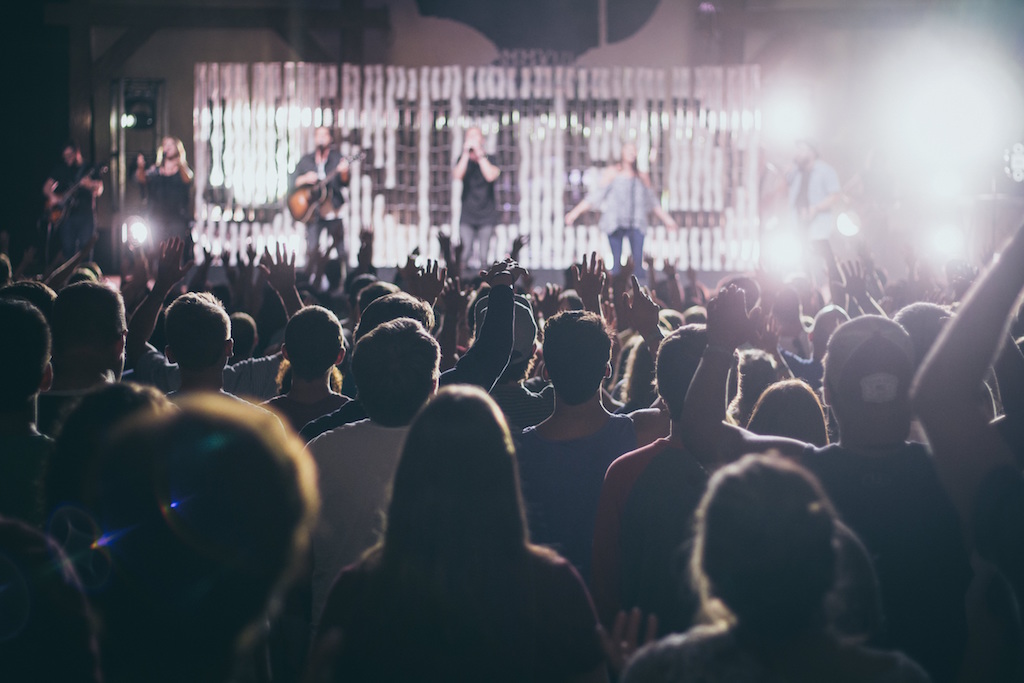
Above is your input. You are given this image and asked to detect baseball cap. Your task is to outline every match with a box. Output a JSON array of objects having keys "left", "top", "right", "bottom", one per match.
[{"left": 823, "top": 316, "right": 914, "bottom": 404}]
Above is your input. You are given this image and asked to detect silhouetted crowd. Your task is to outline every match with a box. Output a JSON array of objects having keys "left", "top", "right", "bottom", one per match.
[{"left": 1, "top": 223, "right": 1022, "bottom": 683}]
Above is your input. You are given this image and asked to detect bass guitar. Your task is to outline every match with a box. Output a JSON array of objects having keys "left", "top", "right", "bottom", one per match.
[{"left": 286, "top": 151, "right": 364, "bottom": 223}]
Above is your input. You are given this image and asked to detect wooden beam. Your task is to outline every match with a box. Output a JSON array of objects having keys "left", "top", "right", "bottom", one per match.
[{"left": 44, "top": 3, "right": 389, "bottom": 31}]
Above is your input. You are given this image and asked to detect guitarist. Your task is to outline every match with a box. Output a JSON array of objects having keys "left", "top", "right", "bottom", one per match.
[
  {"left": 291, "top": 127, "right": 349, "bottom": 267},
  {"left": 43, "top": 141, "right": 103, "bottom": 260}
]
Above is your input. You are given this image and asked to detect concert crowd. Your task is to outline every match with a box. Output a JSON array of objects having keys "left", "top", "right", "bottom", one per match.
[{"left": 1, "top": 198, "right": 1023, "bottom": 683}]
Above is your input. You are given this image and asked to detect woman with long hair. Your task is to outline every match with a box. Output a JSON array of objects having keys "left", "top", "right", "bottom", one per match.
[
  {"left": 745, "top": 379, "right": 829, "bottom": 447},
  {"left": 565, "top": 142, "right": 677, "bottom": 284},
  {"left": 135, "top": 136, "right": 194, "bottom": 250},
  {"left": 622, "top": 454, "right": 929, "bottom": 683},
  {"left": 312, "top": 385, "right": 607, "bottom": 682}
]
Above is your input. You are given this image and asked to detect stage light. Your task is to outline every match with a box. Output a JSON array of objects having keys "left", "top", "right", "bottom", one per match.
[
  {"left": 761, "top": 229, "right": 804, "bottom": 274},
  {"left": 928, "top": 225, "right": 965, "bottom": 262},
  {"left": 121, "top": 216, "right": 150, "bottom": 245},
  {"left": 1006, "top": 143, "right": 1024, "bottom": 183},
  {"left": 836, "top": 212, "right": 860, "bottom": 237}
]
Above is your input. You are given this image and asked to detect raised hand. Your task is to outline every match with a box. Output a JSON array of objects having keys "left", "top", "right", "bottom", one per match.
[
  {"left": 598, "top": 607, "right": 659, "bottom": 675},
  {"left": 154, "top": 237, "right": 194, "bottom": 292},
  {"left": 706, "top": 284, "right": 756, "bottom": 351},
  {"left": 259, "top": 243, "right": 297, "bottom": 294},
  {"left": 480, "top": 257, "right": 528, "bottom": 288},
  {"left": 840, "top": 260, "right": 869, "bottom": 304},
  {"left": 533, "top": 282, "right": 563, "bottom": 321},
  {"left": 571, "top": 251, "right": 606, "bottom": 313},
  {"left": 411, "top": 258, "right": 447, "bottom": 304},
  {"left": 441, "top": 276, "right": 467, "bottom": 318},
  {"left": 511, "top": 233, "right": 530, "bottom": 262},
  {"left": 621, "top": 275, "right": 662, "bottom": 335}
]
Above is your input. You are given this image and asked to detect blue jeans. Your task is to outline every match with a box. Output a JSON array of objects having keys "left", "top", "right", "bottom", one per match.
[
  {"left": 608, "top": 226, "right": 645, "bottom": 283},
  {"left": 460, "top": 223, "right": 494, "bottom": 272},
  {"left": 59, "top": 214, "right": 95, "bottom": 260}
]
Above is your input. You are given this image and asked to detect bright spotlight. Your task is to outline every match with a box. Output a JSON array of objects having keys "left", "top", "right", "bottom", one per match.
[
  {"left": 836, "top": 212, "right": 860, "bottom": 237},
  {"left": 121, "top": 216, "right": 150, "bottom": 245},
  {"left": 928, "top": 225, "right": 965, "bottom": 261},
  {"left": 762, "top": 229, "right": 804, "bottom": 274}
]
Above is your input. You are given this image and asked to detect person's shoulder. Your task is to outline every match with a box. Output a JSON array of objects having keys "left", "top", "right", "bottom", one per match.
[
  {"left": 834, "top": 643, "right": 933, "bottom": 683},
  {"left": 624, "top": 626, "right": 744, "bottom": 683},
  {"left": 606, "top": 439, "right": 668, "bottom": 479}
]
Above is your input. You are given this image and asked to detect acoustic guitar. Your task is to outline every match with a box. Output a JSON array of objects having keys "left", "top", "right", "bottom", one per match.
[{"left": 287, "top": 152, "right": 364, "bottom": 223}]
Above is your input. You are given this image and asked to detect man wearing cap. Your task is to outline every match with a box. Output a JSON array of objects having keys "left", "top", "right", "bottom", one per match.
[
  {"left": 681, "top": 286, "right": 971, "bottom": 683},
  {"left": 474, "top": 292, "right": 553, "bottom": 432}
]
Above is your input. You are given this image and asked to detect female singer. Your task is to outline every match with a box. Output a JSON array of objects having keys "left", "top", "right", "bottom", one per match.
[
  {"left": 135, "top": 136, "right": 194, "bottom": 250},
  {"left": 564, "top": 142, "right": 677, "bottom": 283}
]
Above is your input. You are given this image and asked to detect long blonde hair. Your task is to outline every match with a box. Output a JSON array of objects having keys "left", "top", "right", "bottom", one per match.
[{"left": 156, "top": 136, "right": 193, "bottom": 182}]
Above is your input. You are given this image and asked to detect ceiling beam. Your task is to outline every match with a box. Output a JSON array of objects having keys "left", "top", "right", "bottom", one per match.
[{"left": 44, "top": 3, "right": 389, "bottom": 32}]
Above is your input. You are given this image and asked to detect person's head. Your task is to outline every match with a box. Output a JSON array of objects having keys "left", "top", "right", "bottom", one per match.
[
  {"left": 314, "top": 126, "right": 333, "bottom": 151},
  {"left": 558, "top": 289, "right": 584, "bottom": 312},
  {"left": 465, "top": 126, "right": 483, "bottom": 149},
  {"left": 357, "top": 281, "right": 401, "bottom": 317},
  {"left": 692, "top": 453, "right": 838, "bottom": 641},
  {"left": 893, "top": 302, "right": 951, "bottom": 372},
  {"left": 541, "top": 311, "right": 612, "bottom": 406},
  {"left": 683, "top": 305, "right": 707, "bottom": 324},
  {"left": 716, "top": 275, "right": 759, "bottom": 312},
  {"left": 794, "top": 139, "right": 819, "bottom": 168},
  {"left": 85, "top": 395, "right": 318, "bottom": 683},
  {"left": 62, "top": 141, "right": 82, "bottom": 166},
  {"left": 728, "top": 349, "right": 777, "bottom": 428},
  {"left": 67, "top": 268, "right": 98, "bottom": 285},
  {"left": 354, "top": 291, "right": 434, "bottom": 343},
  {"left": 655, "top": 324, "right": 708, "bottom": 421},
  {"left": 0, "top": 300, "right": 51, "bottom": 414},
  {"left": 0, "top": 281, "right": 58, "bottom": 322},
  {"left": 658, "top": 308, "right": 686, "bottom": 332},
  {"left": 282, "top": 306, "right": 344, "bottom": 383},
  {"left": 384, "top": 386, "right": 527, "bottom": 565},
  {"left": 746, "top": 379, "right": 829, "bottom": 447},
  {"left": 0, "top": 253, "right": 11, "bottom": 287},
  {"left": 809, "top": 305, "right": 850, "bottom": 359},
  {"left": 0, "top": 518, "right": 102, "bottom": 683},
  {"left": 156, "top": 136, "right": 187, "bottom": 167},
  {"left": 822, "top": 315, "right": 914, "bottom": 447},
  {"left": 345, "top": 272, "right": 379, "bottom": 313},
  {"left": 46, "top": 382, "right": 174, "bottom": 516},
  {"left": 621, "top": 337, "right": 656, "bottom": 408},
  {"left": 164, "top": 292, "right": 232, "bottom": 373},
  {"left": 50, "top": 282, "right": 126, "bottom": 383},
  {"left": 474, "top": 293, "right": 538, "bottom": 384},
  {"left": 229, "top": 312, "right": 258, "bottom": 362},
  {"left": 771, "top": 286, "right": 804, "bottom": 325},
  {"left": 620, "top": 141, "right": 638, "bottom": 166},
  {"left": 351, "top": 318, "right": 440, "bottom": 427}
]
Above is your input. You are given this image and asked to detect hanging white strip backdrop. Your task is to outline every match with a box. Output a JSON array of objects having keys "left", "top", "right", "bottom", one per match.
[{"left": 194, "top": 62, "right": 761, "bottom": 271}]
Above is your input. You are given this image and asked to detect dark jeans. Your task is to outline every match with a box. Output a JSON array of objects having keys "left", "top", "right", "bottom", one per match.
[
  {"left": 608, "top": 226, "right": 645, "bottom": 284},
  {"left": 59, "top": 213, "right": 95, "bottom": 259}
]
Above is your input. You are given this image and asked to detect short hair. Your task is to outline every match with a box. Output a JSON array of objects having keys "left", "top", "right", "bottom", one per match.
[
  {"left": 541, "top": 311, "right": 612, "bottom": 406},
  {"left": 165, "top": 292, "right": 231, "bottom": 371},
  {"left": 558, "top": 289, "right": 584, "bottom": 312},
  {"left": 50, "top": 282, "right": 126, "bottom": 357},
  {"left": 351, "top": 318, "right": 440, "bottom": 427},
  {"left": 85, "top": 395, "right": 318, "bottom": 681},
  {"left": 354, "top": 292, "right": 435, "bottom": 343},
  {"left": 229, "top": 312, "right": 258, "bottom": 360},
  {"left": 692, "top": 453, "right": 837, "bottom": 639},
  {"left": 728, "top": 349, "right": 778, "bottom": 428},
  {"left": 893, "top": 302, "right": 950, "bottom": 371},
  {"left": 357, "top": 281, "right": 400, "bottom": 316},
  {"left": 0, "top": 300, "right": 50, "bottom": 410},
  {"left": 655, "top": 324, "right": 707, "bottom": 421},
  {"left": 345, "top": 272, "right": 379, "bottom": 310},
  {"left": 284, "top": 306, "right": 343, "bottom": 382},
  {"left": 0, "top": 281, "right": 58, "bottom": 322}
]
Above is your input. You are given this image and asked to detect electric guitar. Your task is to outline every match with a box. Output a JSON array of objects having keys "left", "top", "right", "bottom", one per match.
[
  {"left": 46, "top": 156, "right": 111, "bottom": 230},
  {"left": 286, "top": 152, "right": 364, "bottom": 223}
]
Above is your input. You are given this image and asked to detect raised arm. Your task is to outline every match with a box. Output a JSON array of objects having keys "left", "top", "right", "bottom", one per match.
[
  {"left": 259, "top": 244, "right": 303, "bottom": 319},
  {"left": 126, "top": 237, "right": 193, "bottom": 369},
  {"left": 911, "top": 222, "right": 1024, "bottom": 528}
]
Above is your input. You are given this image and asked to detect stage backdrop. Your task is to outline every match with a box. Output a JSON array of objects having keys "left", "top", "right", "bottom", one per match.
[{"left": 193, "top": 62, "right": 761, "bottom": 271}]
